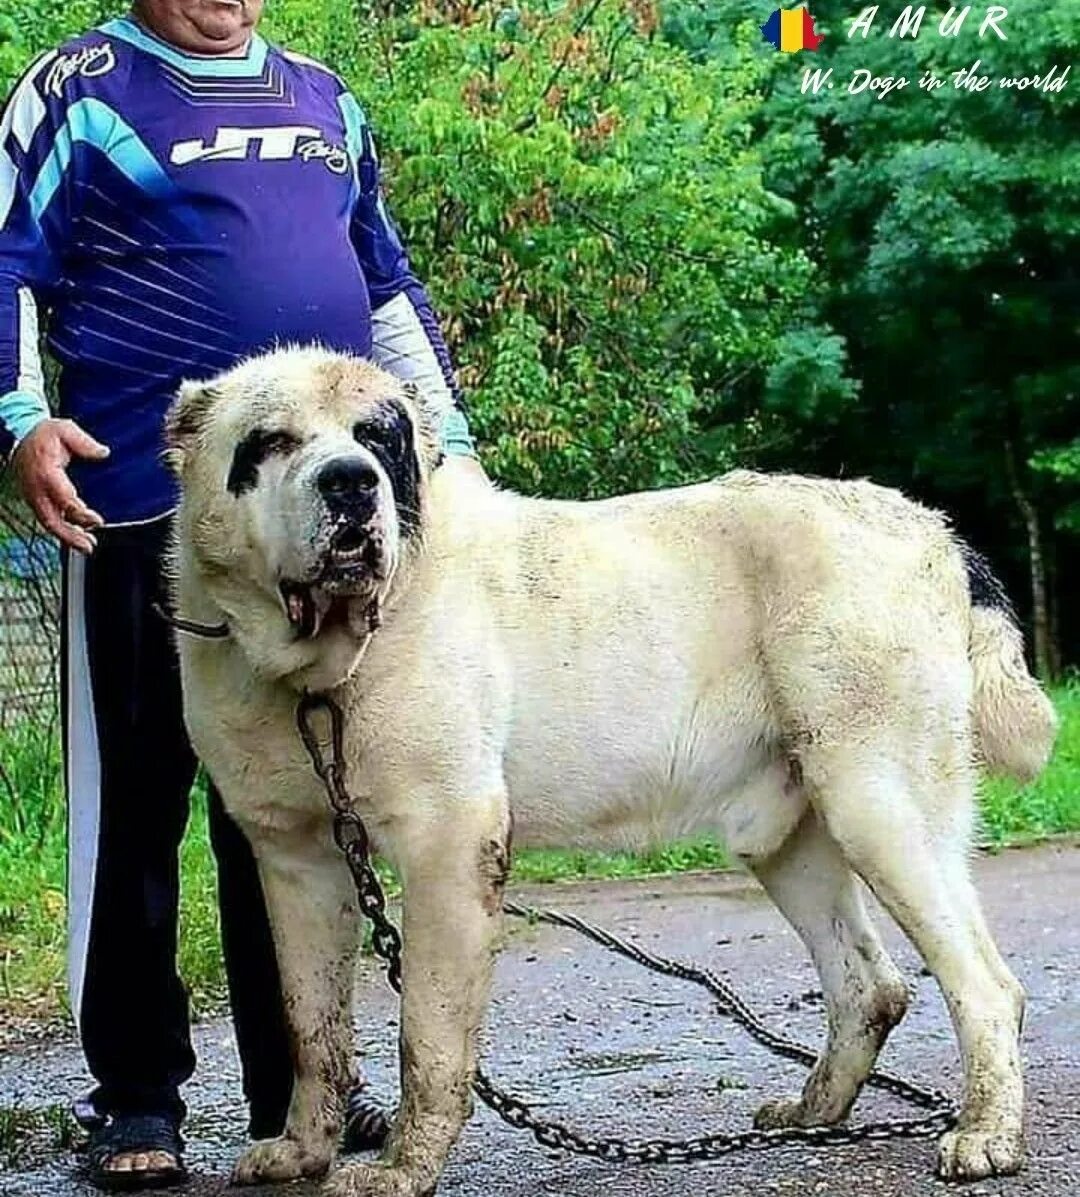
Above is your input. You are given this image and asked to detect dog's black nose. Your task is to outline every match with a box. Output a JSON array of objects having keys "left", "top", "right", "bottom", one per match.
[{"left": 317, "top": 458, "right": 379, "bottom": 509}]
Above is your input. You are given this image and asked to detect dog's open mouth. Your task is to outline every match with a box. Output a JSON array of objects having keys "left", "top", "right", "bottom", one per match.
[
  {"left": 279, "top": 523, "right": 386, "bottom": 639},
  {"left": 281, "top": 579, "right": 377, "bottom": 640},
  {"left": 329, "top": 522, "right": 368, "bottom": 562}
]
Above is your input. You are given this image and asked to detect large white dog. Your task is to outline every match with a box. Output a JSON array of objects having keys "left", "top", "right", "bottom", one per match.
[{"left": 166, "top": 347, "right": 1056, "bottom": 1197}]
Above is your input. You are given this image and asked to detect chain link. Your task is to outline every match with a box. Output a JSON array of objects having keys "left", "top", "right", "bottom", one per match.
[{"left": 297, "top": 692, "right": 958, "bottom": 1166}]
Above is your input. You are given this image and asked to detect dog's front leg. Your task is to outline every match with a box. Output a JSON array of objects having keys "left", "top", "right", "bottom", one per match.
[
  {"left": 327, "top": 793, "right": 510, "bottom": 1197},
  {"left": 231, "top": 816, "right": 360, "bottom": 1186}
]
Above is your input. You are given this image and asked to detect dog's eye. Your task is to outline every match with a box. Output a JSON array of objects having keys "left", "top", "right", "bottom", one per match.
[
  {"left": 227, "top": 428, "right": 301, "bottom": 496},
  {"left": 262, "top": 431, "right": 298, "bottom": 454},
  {"left": 353, "top": 419, "right": 405, "bottom": 461}
]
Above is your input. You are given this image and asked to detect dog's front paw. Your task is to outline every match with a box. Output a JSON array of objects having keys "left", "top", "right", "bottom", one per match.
[
  {"left": 324, "top": 1161, "right": 427, "bottom": 1197},
  {"left": 937, "top": 1128, "right": 1024, "bottom": 1180},
  {"left": 232, "top": 1135, "right": 333, "bottom": 1185},
  {"left": 753, "top": 1096, "right": 815, "bottom": 1130}
]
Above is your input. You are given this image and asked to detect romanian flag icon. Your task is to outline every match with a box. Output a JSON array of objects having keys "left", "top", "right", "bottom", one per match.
[{"left": 761, "top": 7, "right": 825, "bottom": 53}]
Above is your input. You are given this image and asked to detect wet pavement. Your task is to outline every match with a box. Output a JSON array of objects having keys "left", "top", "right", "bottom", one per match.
[{"left": 1, "top": 841, "right": 1077, "bottom": 1196}]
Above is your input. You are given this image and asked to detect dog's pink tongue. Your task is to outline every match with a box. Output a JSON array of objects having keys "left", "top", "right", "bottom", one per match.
[
  {"left": 287, "top": 591, "right": 306, "bottom": 626},
  {"left": 284, "top": 587, "right": 348, "bottom": 639},
  {"left": 285, "top": 588, "right": 321, "bottom": 638}
]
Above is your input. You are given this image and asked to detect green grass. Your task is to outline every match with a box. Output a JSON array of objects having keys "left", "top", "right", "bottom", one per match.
[
  {"left": 0, "top": 1102, "right": 77, "bottom": 1169},
  {"left": 980, "top": 680, "right": 1080, "bottom": 845},
  {"left": 0, "top": 681, "right": 1077, "bottom": 1025}
]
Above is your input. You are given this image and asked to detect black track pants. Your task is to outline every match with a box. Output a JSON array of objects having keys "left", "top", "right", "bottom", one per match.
[{"left": 61, "top": 517, "right": 292, "bottom": 1132}]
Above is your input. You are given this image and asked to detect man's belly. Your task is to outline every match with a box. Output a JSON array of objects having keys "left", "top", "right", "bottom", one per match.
[{"left": 56, "top": 235, "right": 375, "bottom": 523}]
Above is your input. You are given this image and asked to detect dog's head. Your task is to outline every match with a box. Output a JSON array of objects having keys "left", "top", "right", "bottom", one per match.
[{"left": 166, "top": 346, "right": 440, "bottom": 686}]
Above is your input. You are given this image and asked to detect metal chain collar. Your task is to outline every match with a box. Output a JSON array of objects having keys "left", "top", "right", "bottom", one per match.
[{"left": 296, "top": 692, "right": 958, "bottom": 1166}]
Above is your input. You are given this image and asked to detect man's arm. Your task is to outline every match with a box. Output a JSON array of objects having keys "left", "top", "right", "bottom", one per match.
[
  {"left": 338, "top": 91, "right": 475, "bottom": 456},
  {"left": 1, "top": 54, "right": 108, "bottom": 551},
  {"left": 0, "top": 53, "right": 58, "bottom": 455}
]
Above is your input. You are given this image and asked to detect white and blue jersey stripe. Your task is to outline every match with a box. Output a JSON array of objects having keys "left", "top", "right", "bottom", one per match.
[{"left": 0, "top": 17, "right": 471, "bottom": 523}]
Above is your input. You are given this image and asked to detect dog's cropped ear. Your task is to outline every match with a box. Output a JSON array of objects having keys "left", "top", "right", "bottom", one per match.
[{"left": 164, "top": 381, "right": 221, "bottom": 473}]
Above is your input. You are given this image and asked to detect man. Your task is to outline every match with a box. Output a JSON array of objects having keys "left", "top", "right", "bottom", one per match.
[{"left": 0, "top": 0, "right": 475, "bottom": 1188}]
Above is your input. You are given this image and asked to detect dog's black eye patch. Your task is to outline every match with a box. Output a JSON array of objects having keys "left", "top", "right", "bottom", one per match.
[
  {"left": 352, "top": 413, "right": 405, "bottom": 462},
  {"left": 227, "top": 428, "right": 301, "bottom": 496},
  {"left": 351, "top": 401, "right": 421, "bottom": 537}
]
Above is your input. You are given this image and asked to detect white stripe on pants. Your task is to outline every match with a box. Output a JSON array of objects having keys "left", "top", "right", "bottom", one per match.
[{"left": 65, "top": 551, "right": 101, "bottom": 1026}]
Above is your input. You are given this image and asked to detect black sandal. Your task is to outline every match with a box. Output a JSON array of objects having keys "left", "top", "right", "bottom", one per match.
[
  {"left": 85, "top": 1114, "right": 187, "bottom": 1192},
  {"left": 341, "top": 1088, "right": 392, "bottom": 1154}
]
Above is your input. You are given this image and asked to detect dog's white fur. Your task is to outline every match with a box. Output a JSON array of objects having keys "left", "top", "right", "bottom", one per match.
[{"left": 167, "top": 347, "right": 1057, "bottom": 1196}]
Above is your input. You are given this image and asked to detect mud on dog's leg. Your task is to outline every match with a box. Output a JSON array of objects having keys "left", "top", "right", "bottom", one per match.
[
  {"left": 326, "top": 793, "right": 510, "bottom": 1197},
  {"left": 748, "top": 809, "right": 909, "bottom": 1129},
  {"left": 804, "top": 752, "right": 1025, "bottom": 1181},
  {"left": 232, "top": 818, "right": 360, "bottom": 1185}
]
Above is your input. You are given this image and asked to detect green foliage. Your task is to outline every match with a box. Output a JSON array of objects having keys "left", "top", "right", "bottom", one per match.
[
  {"left": 314, "top": 1, "right": 825, "bottom": 496},
  {"left": 1032, "top": 438, "right": 1080, "bottom": 532},
  {"left": 764, "top": 326, "right": 859, "bottom": 423},
  {"left": 981, "top": 678, "right": 1080, "bottom": 844},
  {"left": 177, "top": 781, "right": 228, "bottom": 1011},
  {"left": 511, "top": 837, "right": 728, "bottom": 883},
  {"left": 0, "top": 741, "right": 227, "bottom": 1016},
  {"left": 0, "top": 1102, "right": 77, "bottom": 1169},
  {"left": 0, "top": 720, "right": 65, "bottom": 1014},
  {"left": 714, "top": 0, "right": 1078, "bottom": 647},
  {"left": 0, "top": 0, "right": 112, "bottom": 96}
]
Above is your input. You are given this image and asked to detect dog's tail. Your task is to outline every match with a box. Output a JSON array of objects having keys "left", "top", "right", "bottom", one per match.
[{"left": 962, "top": 545, "right": 1057, "bottom": 783}]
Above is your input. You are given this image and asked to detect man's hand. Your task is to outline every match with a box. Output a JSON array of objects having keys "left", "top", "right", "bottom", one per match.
[{"left": 12, "top": 419, "right": 109, "bottom": 554}]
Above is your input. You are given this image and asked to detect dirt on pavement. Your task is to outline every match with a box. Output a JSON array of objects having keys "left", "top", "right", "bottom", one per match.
[{"left": 1, "top": 841, "right": 1077, "bottom": 1197}]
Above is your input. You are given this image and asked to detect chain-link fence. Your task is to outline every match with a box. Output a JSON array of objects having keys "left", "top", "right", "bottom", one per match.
[{"left": 0, "top": 498, "right": 61, "bottom": 734}]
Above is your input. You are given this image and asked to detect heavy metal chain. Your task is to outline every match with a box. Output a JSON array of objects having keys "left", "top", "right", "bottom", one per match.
[
  {"left": 297, "top": 692, "right": 405, "bottom": 992},
  {"left": 297, "top": 692, "right": 958, "bottom": 1166}
]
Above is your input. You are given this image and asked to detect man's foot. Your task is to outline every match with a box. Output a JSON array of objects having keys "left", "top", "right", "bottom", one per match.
[
  {"left": 85, "top": 1114, "right": 187, "bottom": 1191},
  {"left": 341, "top": 1088, "right": 392, "bottom": 1155}
]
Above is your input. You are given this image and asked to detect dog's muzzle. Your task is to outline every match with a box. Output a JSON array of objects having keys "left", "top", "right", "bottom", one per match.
[
  {"left": 319, "top": 455, "right": 386, "bottom": 565},
  {"left": 278, "top": 457, "right": 390, "bottom": 638}
]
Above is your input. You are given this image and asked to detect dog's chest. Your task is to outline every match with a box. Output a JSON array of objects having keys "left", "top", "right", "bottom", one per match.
[{"left": 186, "top": 667, "right": 327, "bottom": 828}]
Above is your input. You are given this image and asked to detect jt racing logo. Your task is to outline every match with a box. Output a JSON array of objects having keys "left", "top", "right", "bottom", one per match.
[
  {"left": 761, "top": 6, "right": 825, "bottom": 53},
  {"left": 169, "top": 126, "right": 349, "bottom": 174}
]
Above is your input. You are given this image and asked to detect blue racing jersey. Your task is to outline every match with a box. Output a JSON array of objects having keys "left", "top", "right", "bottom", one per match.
[{"left": 0, "top": 16, "right": 471, "bottom": 523}]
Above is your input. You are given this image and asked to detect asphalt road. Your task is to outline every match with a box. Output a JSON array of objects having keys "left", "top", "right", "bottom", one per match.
[{"left": 1, "top": 842, "right": 1077, "bottom": 1197}]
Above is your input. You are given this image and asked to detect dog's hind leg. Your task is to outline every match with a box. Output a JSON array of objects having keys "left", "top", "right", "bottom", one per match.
[
  {"left": 803, "top": 749, "right": 1025, "bottom": 1181},
  {"left": 231, "top": 817, "right": 360, "bottom": 1186},
  {"left": 747, "top": 809, "right": 909, "bottom": 1130},
  {"left": 326, "top": 791, "right": 510, "bottom": 1197}
]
